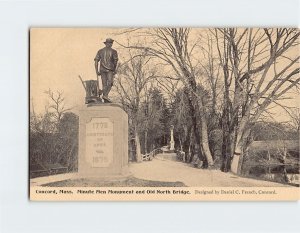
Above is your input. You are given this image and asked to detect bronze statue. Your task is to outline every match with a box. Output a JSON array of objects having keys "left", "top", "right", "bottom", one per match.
[{"left": 94, "top": 38, "right": 118, "bottom": 103}]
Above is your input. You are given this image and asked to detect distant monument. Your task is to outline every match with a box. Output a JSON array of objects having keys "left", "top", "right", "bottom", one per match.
[
  {"left": 170, "top": 125, "right": 175, "bottom": 151},
  {"left": 77, "top": 38, "right": 128, "bottom": 177}
]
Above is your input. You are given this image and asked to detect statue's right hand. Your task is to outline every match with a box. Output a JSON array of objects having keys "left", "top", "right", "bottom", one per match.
[{"left": 97, "top": 71, "right": 101, "bottom": 76}]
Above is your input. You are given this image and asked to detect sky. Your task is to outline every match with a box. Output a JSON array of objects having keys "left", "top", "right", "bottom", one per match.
[
  {"left": 30, "top": 28, "right": 299, "bottom": 123},
  {"left": 30, "top": 28, "right": 121, "bottom": 114}
]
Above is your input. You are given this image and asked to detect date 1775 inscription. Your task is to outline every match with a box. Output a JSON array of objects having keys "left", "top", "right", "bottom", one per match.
[{"left": 85, "top": 118, "right": 114, "bottom": 167}]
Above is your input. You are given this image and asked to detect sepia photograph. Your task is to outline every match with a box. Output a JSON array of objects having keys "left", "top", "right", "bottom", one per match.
[{"left": 29, "top": 28, "right": 300, "bottom": 201}]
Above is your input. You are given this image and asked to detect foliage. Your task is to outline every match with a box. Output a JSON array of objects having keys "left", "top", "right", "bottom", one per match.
[
  {"left": 30, "top": 90, "right": 77, "bottom": 176},
  {"left": 30, "top": 112, "right": 79, "bottom": 173},
  {"left": 139, "top": 88, "right": 171, "bottom": 153}
]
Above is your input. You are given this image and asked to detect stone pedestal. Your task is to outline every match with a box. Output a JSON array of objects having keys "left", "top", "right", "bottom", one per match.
[{"left": 78, "top": 103, "right": 129, "bottom": 177}]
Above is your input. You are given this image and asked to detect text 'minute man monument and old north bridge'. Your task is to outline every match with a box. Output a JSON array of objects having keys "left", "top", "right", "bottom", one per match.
[{"left": 78, "top": 38, "right": 129, "bottom": 177}]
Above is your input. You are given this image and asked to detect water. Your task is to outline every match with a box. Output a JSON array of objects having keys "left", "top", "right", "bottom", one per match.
[{"left": 242, "top": 164, "right": 300, "bottom": 186}]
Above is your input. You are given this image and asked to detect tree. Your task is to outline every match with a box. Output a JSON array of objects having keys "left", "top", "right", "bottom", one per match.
[
  {"left": 44, "top": 89, "right": 72, "bottom": 125},
  {"left": 139, "top": 88, "right": 170, "bottom": 154},
  {"left": 30, "top": 91, "right": 76, "bottom": 174},
  {"left": 286, "top": 108, "right": 300, "bottom": 131},
  {"left": 213, "top": 28, "right": 300, "bottom": 173},
  {"left": 119, "top": 28, "right": 215, "bottom": 166},
  {"left": 170, "top": 85, "right": 215, "bottom": 165},
  {"left": 114, "top": 51, "right": 157, "bottom": 162},
  {"left": 251, "top": 121, "right": 299, "bottom": 141},
  {"left": 170, "top": 88, "right": 194, "bottom": 161},
  {"left": 57, "top": 112, "right": 79, "bottom": 171}
]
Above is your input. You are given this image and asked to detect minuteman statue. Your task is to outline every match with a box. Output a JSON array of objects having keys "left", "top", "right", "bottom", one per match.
[{"left": 94, "top": 38, "right": 119, "bottom": 103}]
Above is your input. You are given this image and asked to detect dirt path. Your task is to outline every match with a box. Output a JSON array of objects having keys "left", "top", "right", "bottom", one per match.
[
  {"left": 129, "top": 153, "right": 289, "bottom": 187},
  {"left": 31, "top": 153, "right": 291, "bottom": 187}
]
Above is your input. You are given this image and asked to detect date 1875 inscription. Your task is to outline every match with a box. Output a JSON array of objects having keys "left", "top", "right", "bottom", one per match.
[{"left": 85, "top": 118, "right": 114, "bottom": 167}]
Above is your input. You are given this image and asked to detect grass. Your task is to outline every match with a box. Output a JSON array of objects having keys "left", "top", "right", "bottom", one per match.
[{"left": 42, "top": 176, "right": 187, "bottom": 187}]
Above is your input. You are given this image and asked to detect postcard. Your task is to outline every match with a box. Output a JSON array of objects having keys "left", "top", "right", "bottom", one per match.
[{"left": 29, "top": 28, "right": 299, "bottom": 201}]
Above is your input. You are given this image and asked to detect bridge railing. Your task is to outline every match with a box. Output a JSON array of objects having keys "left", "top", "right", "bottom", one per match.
[{"left": 142, "top": 148, "right": 163, "bottom": 161}]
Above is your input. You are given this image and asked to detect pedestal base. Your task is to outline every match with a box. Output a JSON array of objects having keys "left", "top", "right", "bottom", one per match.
[{"left": 78, "top": 104, "right": 129, "bottom": 177}]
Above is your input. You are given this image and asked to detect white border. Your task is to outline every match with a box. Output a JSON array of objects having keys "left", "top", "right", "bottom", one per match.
[{"left": 0, "top": 0, "right": 299, "bottom": 233}]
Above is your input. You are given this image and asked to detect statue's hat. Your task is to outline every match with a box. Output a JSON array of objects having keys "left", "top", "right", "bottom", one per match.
[{"left": 104, "top": 38, "right": 114, "bottom": 44}]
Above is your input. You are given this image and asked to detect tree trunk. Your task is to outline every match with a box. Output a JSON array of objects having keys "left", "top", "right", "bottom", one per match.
[
  {"left": 135, "top": 129, "right": 142, "bottom": 162},
  {"left": 186, "top": 93, "right": 204, "bottom": 164},
  {"left": 144, "top": 130, "right": 148, "bottom": 154},
  {"left": 231, "top": 129, "right": 249, "bottom": 174},
  {"left": 185, "top": 89, "right": 214, "bottom": 167},
  {"left": 179, "top": 135, "right": 183, "bottom": 151},
  {"left": 230, "top": 115, "right": 249, "bottom": 174},
  {"left": 177, "top": 56, "right": 215, "bottom": 167},
  {"left": 193, "top": 85, "right": 214, "bottom": 166},
  {"left": 183, "top": 127, "right": 191, "bottom": 162},
  {"left": 199, "top": 114, "right": 214, "bottom": 166},
  {"left": 221, "top": 112, "right": 232, "bottom": 172},
  {"left": 221, "top": 64, "right": 233, "bottom": 172},
  {"left": 231, "top": 143, "right": 242, "bottom": 174}
]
